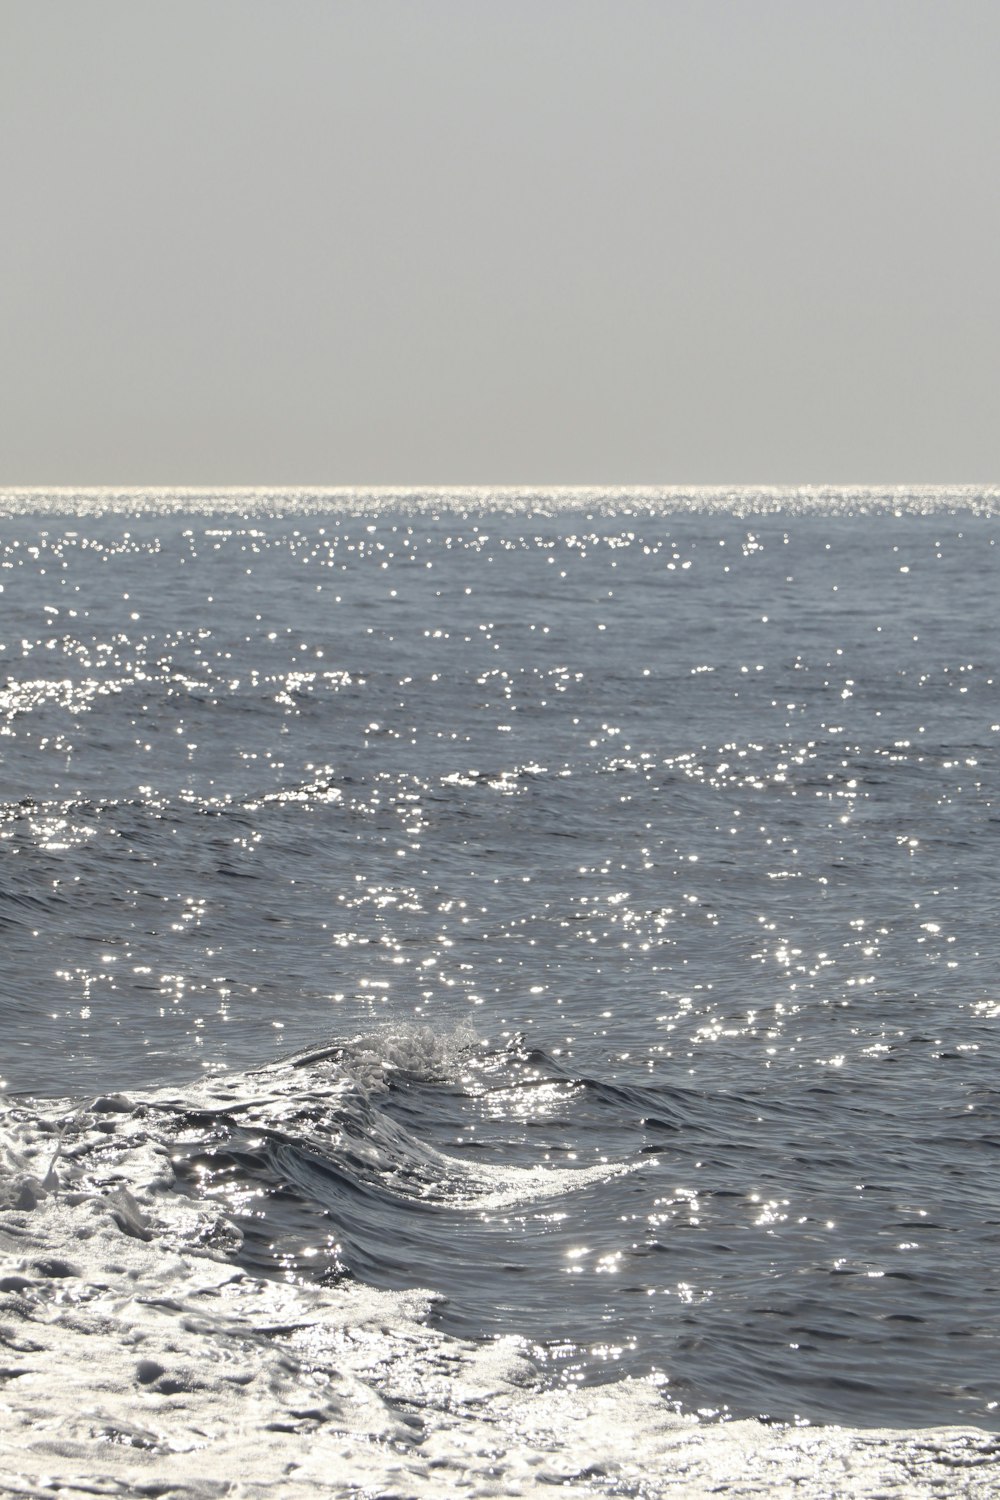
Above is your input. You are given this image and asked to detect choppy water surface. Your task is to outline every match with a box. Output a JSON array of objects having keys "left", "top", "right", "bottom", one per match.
[{"left": 2, "top": 488, "right": 1000, "bottom": 1436}]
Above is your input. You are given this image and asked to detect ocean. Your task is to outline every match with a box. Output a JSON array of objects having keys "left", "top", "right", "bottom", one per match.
[{"left": 2, "top": 486, "right": 1000, "bottom": 1498}]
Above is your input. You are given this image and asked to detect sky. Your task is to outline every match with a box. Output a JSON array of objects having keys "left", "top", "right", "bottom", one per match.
[{"left": 1, "top": 0, "right": 998, "bottom": 486}]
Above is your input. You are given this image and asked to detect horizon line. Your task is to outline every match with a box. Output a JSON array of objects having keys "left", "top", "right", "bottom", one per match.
[{"left": 1, "top": 481, "right": 998, "bottom": 494}]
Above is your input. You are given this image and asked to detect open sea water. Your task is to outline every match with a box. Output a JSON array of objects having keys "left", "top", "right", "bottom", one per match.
[{"left": 3, "top": 487, "right": 1000, "bottom": 1496}]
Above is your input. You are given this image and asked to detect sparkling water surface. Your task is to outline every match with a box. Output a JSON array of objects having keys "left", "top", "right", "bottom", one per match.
[{"left": 2, "top": 488, "right": 999, "bottom": 1432}]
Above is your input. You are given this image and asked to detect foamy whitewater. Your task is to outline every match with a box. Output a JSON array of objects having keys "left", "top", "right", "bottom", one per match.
[{"left": 2, "top": 487, "right": 999, "bottom": 1497}]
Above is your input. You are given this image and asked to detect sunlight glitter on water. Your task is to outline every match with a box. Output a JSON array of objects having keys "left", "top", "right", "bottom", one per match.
[{"left": 2, "top": 494, "right": 1000, "bottom": 1432}]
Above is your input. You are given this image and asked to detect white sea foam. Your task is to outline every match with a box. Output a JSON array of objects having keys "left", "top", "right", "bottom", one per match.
[{"left": 2, "top": 1092, "right": 997, "bottom": 1499}]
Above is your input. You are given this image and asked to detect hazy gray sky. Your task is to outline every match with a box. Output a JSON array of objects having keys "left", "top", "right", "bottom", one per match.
[{"left": 1, "top": 0, "right": 997, "bottom": 485}]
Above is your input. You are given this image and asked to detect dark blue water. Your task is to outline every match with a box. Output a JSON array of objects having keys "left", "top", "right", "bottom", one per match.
[{"left": 2, "top": 490, "right": 999, "bottom": 1430}]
